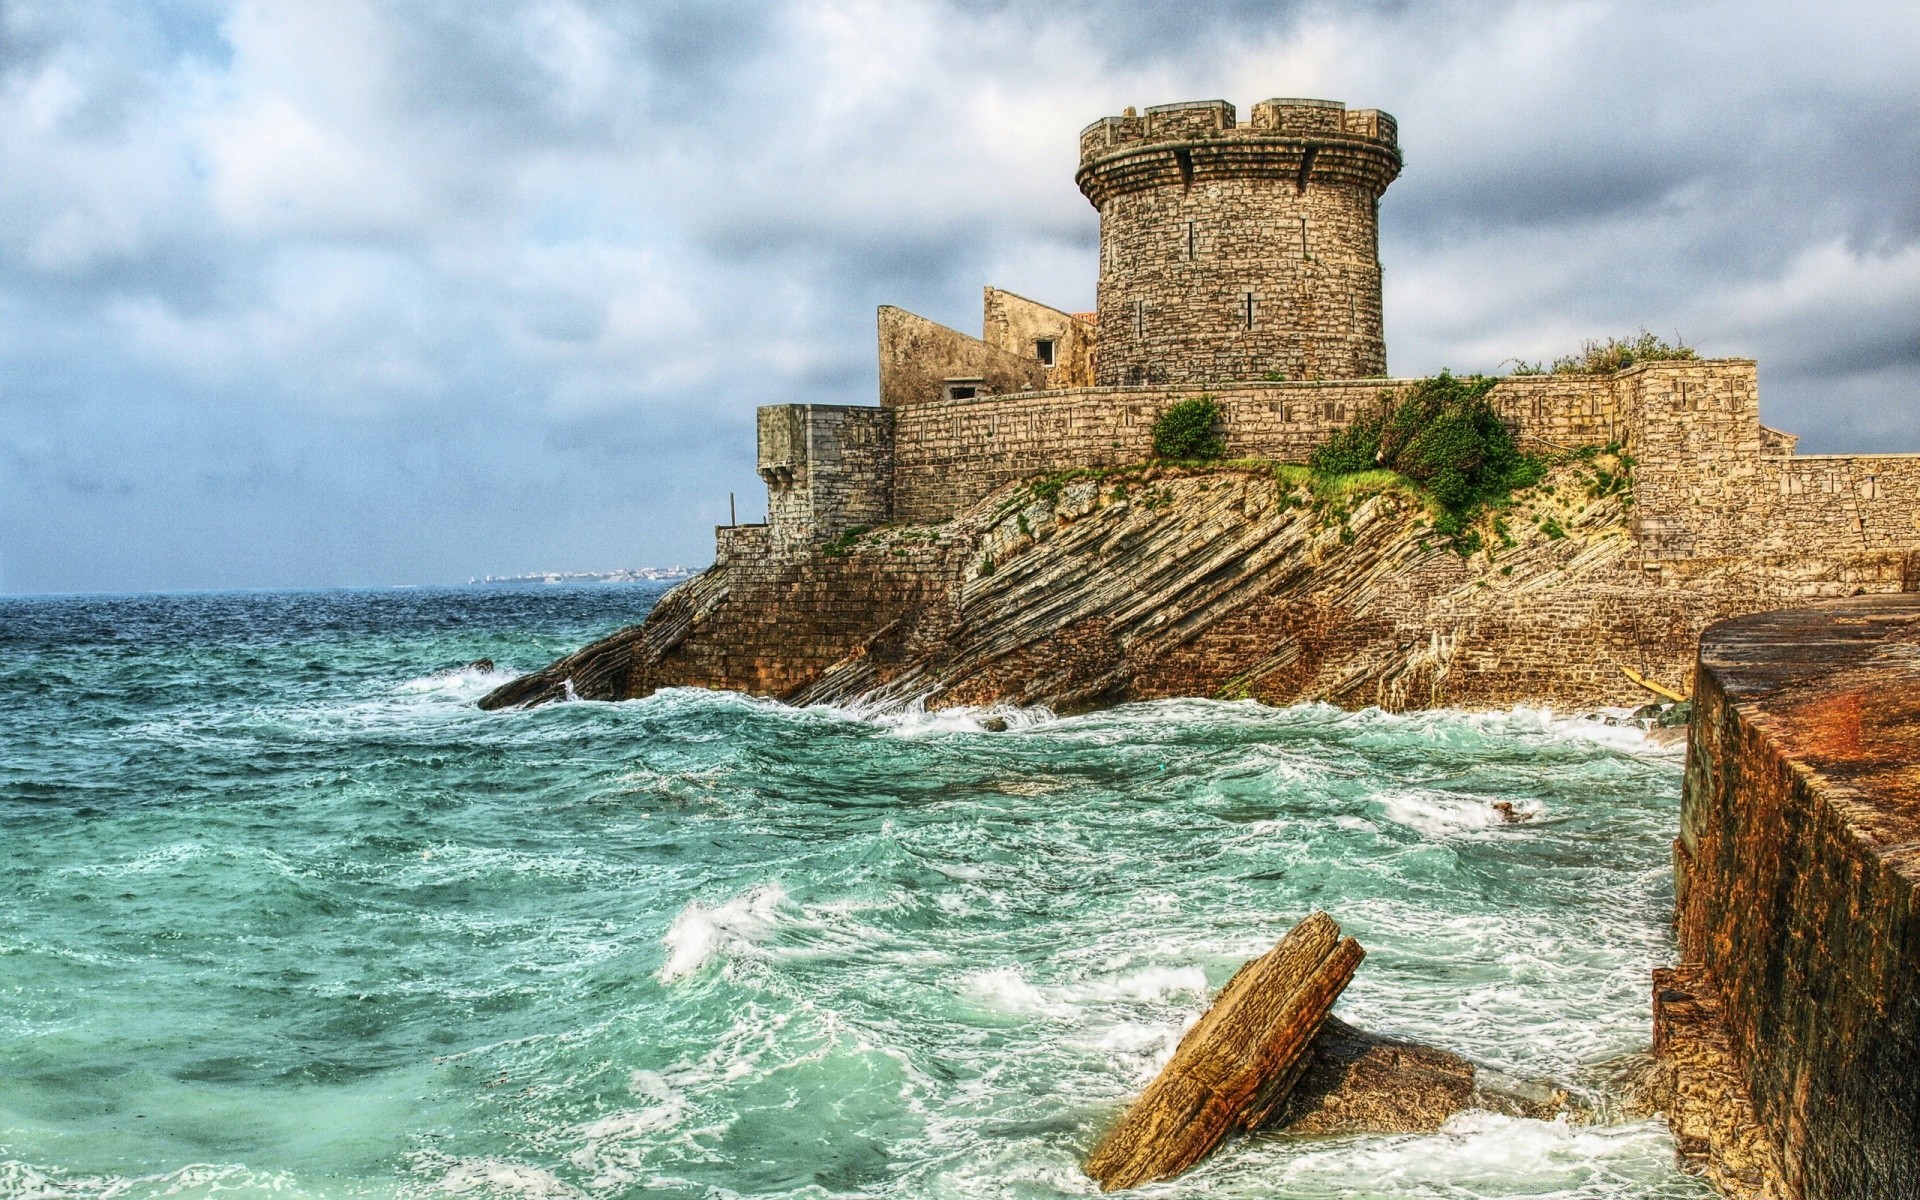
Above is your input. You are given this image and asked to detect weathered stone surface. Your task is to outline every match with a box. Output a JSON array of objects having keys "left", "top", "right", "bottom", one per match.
[
  {"left": 1083, "top": 912, "right": 1363, "bottom": 1191},
  {"left": 1643, "top": 967, "right": 1786, "bottom": 1199},
  {"left": 1078, "top": 98, "right": 1400, "bottom": 385},
  {"left": 1663, "top": 595, "right": 1920, "bottom": 1199},
  {"left": 1275, "top": 1015, "right": 1584, "bottom": 1136},
  {"left": 482, "top": 457, "right": 1902, "bottom": 714}
]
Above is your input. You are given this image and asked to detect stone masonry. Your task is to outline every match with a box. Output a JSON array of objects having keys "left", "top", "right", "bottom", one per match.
[
  {"left": 483, "top": 95, "right": 1920, "bottom": 718},
  {"left": 1079, "top": 98, "right": 1399, "bottom": 385},
  {"left": 1659, "top": 597, "right": 1920, "bottom": 1199}
]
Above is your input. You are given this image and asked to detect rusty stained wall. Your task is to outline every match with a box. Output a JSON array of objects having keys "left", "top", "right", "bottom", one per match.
[
  {"left": 876, "top": 305, "right": 1046, "bottom": 408},
  {"left": 982, "top": 287, "right": 1096, "bottom": 389},
  {"left": 1675, "top": 597, "right": 1920, "bottom": 1199}
]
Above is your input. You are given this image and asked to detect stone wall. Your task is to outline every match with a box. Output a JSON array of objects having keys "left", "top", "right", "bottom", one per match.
[
  {"left": 982, "top": 287, "right": 1096, "bottom": 389},
  {"left": 756, "top": 404, "right": 894, "bottom": 544},
  {"left": 886, "top": 370, "right": 1629, "bottom": 525},
  {"left": 1077, "top": 98, "right": 1400, "bottom": 385},
  {"left": 1665, "top": 597, "right": 1920, "bottom": 1199}
]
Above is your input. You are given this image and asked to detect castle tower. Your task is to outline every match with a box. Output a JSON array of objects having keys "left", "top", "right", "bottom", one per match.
[{"left": 1077, "top": 98, "right": 1402, "bottom": 386}]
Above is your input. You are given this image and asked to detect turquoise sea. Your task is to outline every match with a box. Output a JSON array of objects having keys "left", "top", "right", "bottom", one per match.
[{"left": 0, "top": 586, "right": 1710, "bottom": 1199}]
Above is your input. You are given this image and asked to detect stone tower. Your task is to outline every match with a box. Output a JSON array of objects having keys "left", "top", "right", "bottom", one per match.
[{"left": 1077, "top": 98, "right": 1402, "bottom": 386}]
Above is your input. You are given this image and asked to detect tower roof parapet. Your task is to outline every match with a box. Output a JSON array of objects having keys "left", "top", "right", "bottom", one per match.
[{"left": 1076, "top": 97, "right": 1400, "bottom": 206}]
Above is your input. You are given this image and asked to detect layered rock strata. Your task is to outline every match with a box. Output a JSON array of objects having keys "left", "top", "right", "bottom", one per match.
[
  {"left": 1660, "top": 596, "right": 1920, "bottom": 1199},
  {"left": 481, "top": 460, "right": 1880, "bottom": 714}
]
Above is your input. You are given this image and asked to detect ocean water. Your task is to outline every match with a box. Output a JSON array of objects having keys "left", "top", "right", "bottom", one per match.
[{"left": 0, "top": 586, "right": 1710, "bottom": 1200}]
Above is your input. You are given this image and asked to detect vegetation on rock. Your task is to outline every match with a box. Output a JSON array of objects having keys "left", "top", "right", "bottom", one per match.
[
  {"left": 1310, "top": 371, "right": 1545, "bottom": 551},
  {"left": 821, "top": 525, "right": 872, "bottom": 557},
  {"left": 1509, "top": 332, "right": 1696, "bottom": 376},
  {"left": 1151, "top": 396, "right": 1226, "bottom": 461}
]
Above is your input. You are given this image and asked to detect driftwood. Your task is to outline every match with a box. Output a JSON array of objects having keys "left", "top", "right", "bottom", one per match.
[
  {"left": 1084, "top": 914, "right": 1594, "bottom": 1191},
  {"left": 1084, "top": 912, "right": 1363, "bottom": 1191}
]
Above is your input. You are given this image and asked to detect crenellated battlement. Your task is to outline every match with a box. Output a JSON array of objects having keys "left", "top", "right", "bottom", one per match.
[
  {"left": 1078, "top": 97, "right": 1398, "bottom": 174},
  {"left": 1078, "top": 97, "right": 1402, "bottom": 385}
]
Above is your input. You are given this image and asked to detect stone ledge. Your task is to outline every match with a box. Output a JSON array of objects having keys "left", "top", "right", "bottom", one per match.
[{"left": 1668, "top": 594, "right": 1920, "bottom": 1199}]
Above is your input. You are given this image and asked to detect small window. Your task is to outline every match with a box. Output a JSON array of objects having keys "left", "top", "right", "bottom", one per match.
[
  {"left": 1134, "top": 299, "right": 1145, "bottom": 338},
  {"left": 946, "top": 384, "right": 977, "bottom": 400},
  {"left": 1245, "top": 292, "right": 1257, "bottom": 330},
  {"left": 1035, "top": 339, "right": 1056, "bottom": 367},
  {"left": 1186, "top": 221, "right": 1196, "bottom": 260}
]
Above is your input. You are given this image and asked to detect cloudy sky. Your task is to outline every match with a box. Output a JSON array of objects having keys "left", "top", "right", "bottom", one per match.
[{"left": 2, "top": 0, "right": 1915, "bottom": 594}]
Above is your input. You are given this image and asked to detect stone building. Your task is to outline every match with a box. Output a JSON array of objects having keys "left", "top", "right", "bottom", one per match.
[
  {"left": 488, "top": 95, "right": 1920, "bottom": 718},
  {"left": 753, "top": 96, "right": 1920, "bottom": 573}
]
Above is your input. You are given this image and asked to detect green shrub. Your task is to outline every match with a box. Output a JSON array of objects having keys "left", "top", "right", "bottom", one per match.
[
  {"left": 1152, "top": 396, "right": 1225, "bottom": 461},
  {"left": 1309, "top": 371, "right": 1545, "bottom": 553},
  {"left": 1510, "top": 332, "right": 1696, "bottom": 376}
]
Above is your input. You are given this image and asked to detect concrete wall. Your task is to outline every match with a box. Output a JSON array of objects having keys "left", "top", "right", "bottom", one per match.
[
  {"left": 757, "top": 404, "right": 894, "bottom": 544},
  {"left": 1669, "top": 597, "right": 1920, "bottom": 1199},
  {"left": 1077, "top": 98, "right": 1401, "bottom": 385},
  {"left": 877, "top": 306, "right": 1047, "bottom": 408}
]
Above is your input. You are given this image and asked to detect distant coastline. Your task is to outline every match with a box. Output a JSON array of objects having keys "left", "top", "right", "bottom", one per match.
[{"left": 468, "top": 567, "right": 693, "bottom": 586}]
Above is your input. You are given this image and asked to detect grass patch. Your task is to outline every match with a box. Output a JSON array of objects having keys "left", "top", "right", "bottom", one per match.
[{"left": 821, "top": 525, "right": 873, "bottom": 557}]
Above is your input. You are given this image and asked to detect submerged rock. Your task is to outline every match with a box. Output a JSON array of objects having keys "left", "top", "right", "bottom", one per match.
[
  {"left": 1080, "top": 912, "right": 1592, "bottom": 1191},
  {"left": 1084, "top": 912, "right": 1364, "bottom": 1191},
  {"left": 1276, "top": 1016, "right": 1585, "bottom": 1135}
]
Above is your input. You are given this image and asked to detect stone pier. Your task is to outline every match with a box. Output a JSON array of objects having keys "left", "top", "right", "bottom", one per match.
[{"left": 1661, "top": 596, "right": 1920, "bottom": 1199}]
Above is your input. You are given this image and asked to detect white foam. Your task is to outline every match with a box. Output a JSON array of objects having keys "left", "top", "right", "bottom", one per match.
[
  {"left": 961, "top": 964, "right": 1208, "bottom": 1019},
  {"left": 424, "top": 1156, "right": 590, "bottom": 1200},
  {"left": 657, "top": 882, "right": 786, "bottom": 984},
  {"left": 961, "top": 966, "right": 1066, "bottom": 1016},
  {"left": 1377, "top": 788, "right": 1543, "bottom": 839},
  {"left": 820, "top": 692, "right": 1059, "bottom": 736},
  {"left": 1264, "top": 1110, "right": 1681, "bottom": 1194},
  {"left": 393, "top": 663, "right": 519, "bottom": 699}
]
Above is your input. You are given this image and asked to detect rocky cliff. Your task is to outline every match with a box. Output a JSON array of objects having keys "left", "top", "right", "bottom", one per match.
[{"left": 480, "top": 460, "right": 1756, "bottom": 713}]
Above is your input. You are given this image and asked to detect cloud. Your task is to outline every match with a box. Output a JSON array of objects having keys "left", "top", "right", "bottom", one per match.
[{"left": 0, "top": 0, "right": 1916, "bottom": 592}]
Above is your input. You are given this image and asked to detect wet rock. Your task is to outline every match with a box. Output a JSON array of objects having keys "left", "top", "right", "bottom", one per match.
[
  {"left": 1275, "top": 1015, "right": 1586, "bottom": 1135},
  {"left": 466, "top": 658, "right": 495, "bottom": 672}
]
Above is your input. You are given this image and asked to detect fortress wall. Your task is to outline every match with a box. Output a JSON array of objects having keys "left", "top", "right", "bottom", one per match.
[
  {"left": 887, "top": 374, "right": 1623, "bottom": 525},
  {"left": 1759, "top": 455, "right": 1920, "bottom": 557},
  {"left": 1617, "top": 361, "right": 1767, "bottom": 560},
  {"left": 757, "top": 404, "right": 894, "bottom": 543},
  {"left": 1079, "top": 98, "right": 1401, "bottom": 386},
  {"left": 982, "top": 288, "right": 1096, "bottom": 389},
  {"left": 878, "top": 306, "right": 1046, "bottom": 408},
  {"left": 1092, "top": 177, "right": 1386, "bottom": 384},
  {"left": 1667, "top": 597, "right": 1920, "bottom": 1198}
]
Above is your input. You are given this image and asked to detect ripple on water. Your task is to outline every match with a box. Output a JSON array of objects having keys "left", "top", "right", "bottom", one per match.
[{"left": 0, "top": 588, "right": 1708, "bottom": 1200}]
